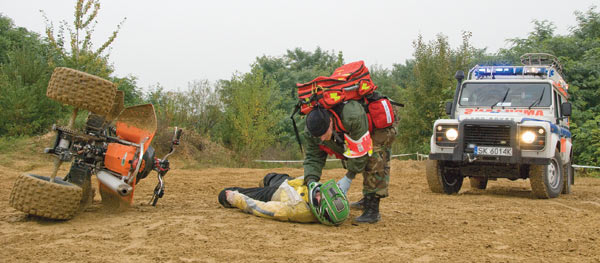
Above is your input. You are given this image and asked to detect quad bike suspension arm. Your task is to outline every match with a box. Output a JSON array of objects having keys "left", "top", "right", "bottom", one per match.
[
  {"left": 149, "top": 127, "right": 182, "bottom": 206},
  {"left": 49, "top": 108, "right": 80, "bottom": 182}
]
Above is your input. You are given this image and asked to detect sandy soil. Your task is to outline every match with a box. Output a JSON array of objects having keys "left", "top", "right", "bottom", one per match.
[{"left": 1, "top": 157, "right": 599, "bottom": 262}]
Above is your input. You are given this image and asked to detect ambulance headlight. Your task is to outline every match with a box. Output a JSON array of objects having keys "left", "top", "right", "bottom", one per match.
[
  {"left": 435, "top": 124, "right": 459, "bottom": 146},
  {"left": 445, "top": 128, "right": 458, "bottom": 141},
  {"left": 521, "top": 131, "right": 536, "bottom": 144},
  {"left": 520, "top": 127, "right": 546, "bottom": 151}
]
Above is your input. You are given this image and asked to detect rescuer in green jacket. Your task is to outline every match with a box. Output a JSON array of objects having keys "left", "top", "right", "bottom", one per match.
[{"left": 303, "top": 100, "right": 396, "bottom": 224}]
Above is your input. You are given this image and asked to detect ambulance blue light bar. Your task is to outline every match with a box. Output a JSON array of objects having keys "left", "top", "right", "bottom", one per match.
[{"left": 473, "top": 66, "right": 549, "bottom": 78}]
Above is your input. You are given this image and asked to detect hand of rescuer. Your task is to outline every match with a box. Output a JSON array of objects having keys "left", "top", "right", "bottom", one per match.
[{"left": 336, "top": 171, "right": 355, "bottom": 195}]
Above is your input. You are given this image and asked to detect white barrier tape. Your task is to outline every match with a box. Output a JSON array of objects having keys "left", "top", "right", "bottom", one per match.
[
  {"left": 391, "top": 154, "right": 414, "bottom": 157},
  {"left": 255, "top": 157, "right": 596, "bottom": 169},
  {"left": 254, "top": 159, "right": 341, "bottom": 163},
  {"left": 256, "top": 153, "right": 426, "bottom": 163},
  {"left": 572, "top": 164, "right": 600, "bottom": 169}
]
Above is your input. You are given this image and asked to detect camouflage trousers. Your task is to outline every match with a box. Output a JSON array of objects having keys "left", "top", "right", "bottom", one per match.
[{"left": 362, "top": 126, "right": 396, "bottom": 198}]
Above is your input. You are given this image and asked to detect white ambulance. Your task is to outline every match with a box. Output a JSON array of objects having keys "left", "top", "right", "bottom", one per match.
[{"left": 427, "top": 53, "right": 573, "bottom": 198}]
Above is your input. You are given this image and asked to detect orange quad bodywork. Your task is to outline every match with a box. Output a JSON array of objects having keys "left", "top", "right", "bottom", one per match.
[{"left": 101, "top": 104, "right": 157, "bottom": 205}]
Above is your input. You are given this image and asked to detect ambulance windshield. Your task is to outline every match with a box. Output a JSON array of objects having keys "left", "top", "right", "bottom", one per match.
[{"left": 459, "top": 83, "right": 552, "bottom": 107}]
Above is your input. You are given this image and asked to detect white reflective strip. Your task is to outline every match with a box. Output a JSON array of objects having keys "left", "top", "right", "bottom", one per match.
[
  {"left": 343, "top": 132, "right": 372, "bottom": 158},
  {"left": 344, "top": 131, "right": 370, "bottom": 144},
  {"left": 381, "top": 100, "right": 392, "bottom": 123}
]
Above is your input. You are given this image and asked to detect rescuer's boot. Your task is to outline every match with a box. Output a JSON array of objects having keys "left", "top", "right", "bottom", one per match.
[
  {"left": 350, "top": 197, "right": 365, "bottom": 210},
  {"left": 353, "top": 194, "right": 380, "bottom": 224}
]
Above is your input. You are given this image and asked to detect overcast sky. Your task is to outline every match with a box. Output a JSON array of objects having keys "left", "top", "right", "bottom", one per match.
[{"left": 1, "top": 0, "right": 598, "bottom": 91}]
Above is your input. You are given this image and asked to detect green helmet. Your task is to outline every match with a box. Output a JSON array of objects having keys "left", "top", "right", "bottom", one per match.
[{"left": 307, "top": 179, "right": 350, "bottom": 225}]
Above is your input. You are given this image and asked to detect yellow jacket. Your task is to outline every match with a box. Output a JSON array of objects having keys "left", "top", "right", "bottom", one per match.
[{"left": 227, "top": 177, "right": 318, "bottom": 223}]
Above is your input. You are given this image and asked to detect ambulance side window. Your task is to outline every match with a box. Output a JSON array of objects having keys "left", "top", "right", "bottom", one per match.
[
  {"left": 553, "top": 91, "right": 560, "bottom": 121},
  {"left": 557, "top": 94, "right": 566, "bottom": 125}
]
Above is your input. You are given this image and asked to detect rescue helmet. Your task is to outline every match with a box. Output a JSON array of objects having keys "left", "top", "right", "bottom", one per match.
[
  {"left": 306, "top": 107, "right": 331, "bottom": 137},
  {"left": 307, "top": 179, "right": 350, "bottom": 225}
]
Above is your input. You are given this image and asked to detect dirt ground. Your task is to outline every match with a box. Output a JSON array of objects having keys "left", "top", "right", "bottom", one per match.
[{"left": 1, "top": 156, "right": 600, "bottom": 262}]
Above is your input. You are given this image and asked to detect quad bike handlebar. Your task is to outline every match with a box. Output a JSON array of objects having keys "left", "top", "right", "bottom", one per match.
[{"left": 149, "top": 127, "right": 183, "bottom": 206}]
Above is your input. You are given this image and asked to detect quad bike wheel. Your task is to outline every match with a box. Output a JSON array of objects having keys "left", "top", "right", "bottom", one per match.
[
  {"left": 46, "top": 67, "right": 117, "bottom": 116},
  {"left": 529, "top": 150, "right": 564, "bottom": 199},
  {"left": 426, "top": 160, "right": 464, "bottom": 194},
  {"left": 106, "top": 90, "right": 125, "bottom": 122},
  {"left": 9, "top": 173, "right": 82, "bottom": 220},
  {"left": 63, "top": 163, "right": 95, "bottom": 211}
]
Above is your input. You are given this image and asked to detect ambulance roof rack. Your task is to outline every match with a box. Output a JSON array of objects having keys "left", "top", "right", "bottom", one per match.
[
  {"left": 520, "top": 53, "right": 563, "bottom": 73},
  {"left": 467, "top": 53, "right": 564, "bottom": 81}
]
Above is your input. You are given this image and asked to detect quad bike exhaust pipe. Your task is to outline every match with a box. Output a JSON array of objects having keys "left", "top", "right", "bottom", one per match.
[{"left": 97, "top": 170, "right": 132, "bottom": 196}]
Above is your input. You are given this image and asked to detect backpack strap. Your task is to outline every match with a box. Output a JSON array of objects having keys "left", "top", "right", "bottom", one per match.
[
  {"left": 389, "top": 99, "right": 404, "bottom": 107},
  {"left": 290, "top": 103, "right": 304, "bottom": 154},
  {"left": 327, "top": 107, "right": 346, "bottom": 133},
  {"left": 318, "top": 145, "right": 347, "bottom": 160}
]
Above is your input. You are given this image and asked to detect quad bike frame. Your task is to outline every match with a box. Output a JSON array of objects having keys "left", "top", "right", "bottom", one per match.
[{"left": 9, "top": 67, "right": 182, "bottom": 220}]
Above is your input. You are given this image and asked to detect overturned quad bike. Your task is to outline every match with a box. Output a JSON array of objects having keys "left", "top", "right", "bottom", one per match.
[{"left": 8, "top": 67, "right": 182, "bottom": 220}]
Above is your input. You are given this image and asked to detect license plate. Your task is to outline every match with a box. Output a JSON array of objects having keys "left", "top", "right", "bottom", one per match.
[{"left": 474, "top": 146, "right": 512, "bottom": 156}]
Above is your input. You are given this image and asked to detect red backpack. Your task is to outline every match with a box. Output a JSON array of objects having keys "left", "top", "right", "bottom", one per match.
[
  {"left": 291, "top": 61, "right": 403, "bottom": 153},
  {"left": 296, "top": 61, "right": 376, "bottom": 114}
]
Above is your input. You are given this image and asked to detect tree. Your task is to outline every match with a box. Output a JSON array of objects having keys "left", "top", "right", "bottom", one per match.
[
  {"left": 0, "top": 15, "right": 46, "bottom": 64},
  {"left": 0, "top": 15, "right": 65, "bottom": 136},
  {"left": 397, "top": 32, "right": 474, "bottom": 154},
  {"left": 219, "top": 67, "right": 284, "bottom": 159},
  {"left": 111, "top": 75, "right": 143, "bottom": 106},
  {"left": 370, "top": 64, "right": 403, "bottom": 103},
  {"left": 43, "top": 0, "right": 125, "bottom": 78}
]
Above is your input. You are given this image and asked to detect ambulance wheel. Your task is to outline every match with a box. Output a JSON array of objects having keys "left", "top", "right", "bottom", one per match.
[
  {"left": 562, "top": 158, "right": 573, "bottom": 194},
  {"left": 530, "top": 150, "right": 564, "bottom": 199},
  {"left": 469, "top": 176, "right": 488, "bottom": 190},
  {"left": 426, "top": 160, "right": 463, "bottom": 194}
]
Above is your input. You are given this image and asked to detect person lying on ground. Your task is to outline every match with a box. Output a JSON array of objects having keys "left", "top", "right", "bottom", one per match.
[{"left": 218, "top": 173, "right": 349, "bottom": 225}]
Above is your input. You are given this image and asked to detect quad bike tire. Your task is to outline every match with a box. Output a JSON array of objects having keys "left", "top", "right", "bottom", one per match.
[
  {"left": 106, "top": 90, "right": 125, "bottom": 122},
  {"left": 530, "top": 150, "right": 564, "bottom": 199},
  {"left": 46, "top": 67, "right": 117, "bottom": 116},
  {"left": 9, "top": 173, "right": 82, "bottom": 220}
]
